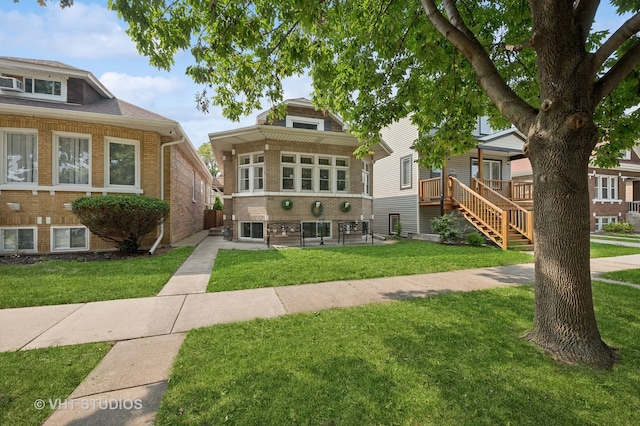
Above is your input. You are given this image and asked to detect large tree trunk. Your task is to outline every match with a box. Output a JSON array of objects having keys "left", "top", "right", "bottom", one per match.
[{"left": 525, "top": 115, "right": 616, "bottom": 369}]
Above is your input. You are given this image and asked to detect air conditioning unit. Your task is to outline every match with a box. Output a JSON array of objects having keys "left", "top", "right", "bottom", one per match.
[{"left": 0, "top": 77, "right": 24, "bottom": 92}]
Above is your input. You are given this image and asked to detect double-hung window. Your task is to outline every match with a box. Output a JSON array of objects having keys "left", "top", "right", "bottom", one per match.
[
  {"left": 336, "top": 158, "right": 349, "bottom": 192},
  {"left": 301, "top": 156, "right": 314, "bottom": 191},
  {"left": 2, "top": 129, "right": 37, "bottom": 184},
  {"left": 106, "top": 137, "right": 139, "bottom": 188},
  {"left": 54, "top": 132, "right": 90, "bottom": 186},
  {"left": 281, "top": 154, "right": 296, "bottom": 191},
  {"left": 362, "top": 162, "right": 371, "bottom": 195},
  {"left": 594, "top": 175, "right": 618, "bottom": 201},
  {"left": 238, "top": 153, "right": 264, "bottom": 192}
]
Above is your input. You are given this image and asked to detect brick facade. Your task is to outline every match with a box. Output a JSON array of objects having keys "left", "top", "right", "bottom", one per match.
[{"left": 0, "top": 114, "right": 209, "bottom": 253}]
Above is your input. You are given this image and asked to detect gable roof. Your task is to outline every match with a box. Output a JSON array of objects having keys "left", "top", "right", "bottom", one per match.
[{"left": 255, "top": 98, "right": 345, "bottom": 128}]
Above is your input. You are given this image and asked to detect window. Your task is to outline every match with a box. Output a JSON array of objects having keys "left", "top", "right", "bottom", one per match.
[
  {"left": 106, "top": 138, "right": 138, "bottom": 187},
  {"left": 401, "top": 155, "right": 412, "bottom": 189},
  {"left": 389, "top": 214, "right": 400, "bottom": 235},
  {"left": 471, "top": 158, "right": 501, "bottom": 180},
  {"left": 594, "top": 175, "right": 619, "bottom": 201},
  {"left": 281, "top": 153, "right": 349, "bottom": 193},
  {"left": 595, "top": 216, "right": 617, "bottom": 231},
  {"left": 2, "top": 130, "right": 37, "bottom": 184},
  {"left": 302, "top": 221, "right": 331, "bottom": 239},
  {"left": 25, "top": 77, "right": 61, "bottom": 96},
  {"left": 54, "top": 132, "right": 90, "bottom": 185},
  {"left": 240, "top": 222, "right": 264, "bottom": 239},
  {"left": 238, "top": 153, "right": 264, "bottom": 192},
  {"left": 286, "top": 115, "right": 325, "bottom": 131},
  {"left": 0, "top": 227, "right": 36, "bottom": 252},
  {"left": 362, "top": 162, "right": 371, "bottom": 195},
  {"left": 52, "top": 227, "right": 88, "bottom": 251},
  {"left": 621, "top": 150, "right": 632, "bottom": 160}
]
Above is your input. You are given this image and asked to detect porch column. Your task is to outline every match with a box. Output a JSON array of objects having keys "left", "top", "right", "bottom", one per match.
[{"left": 477, "top": 148, "right": 484, "bottom": 182}]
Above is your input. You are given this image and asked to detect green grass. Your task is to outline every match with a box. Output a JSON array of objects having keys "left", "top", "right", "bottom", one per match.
[
  {"left": 589, "top": 242, "right": 640, "bottom": 258},
  {"left": 0, "top": 343, "right": 111, "bottom": 426},
  {"left": 157, "top": 282, "right": 640, "bottom": 425},
  {"left": 601, "top": 269, "right": 640, "bottom": 284},
  {"left": 0, "top": 247, "right": 193, "bottom": 308},
  {"left": 208, "top": 240, "right": 534, "bottom": 292},
  {"left": 591, "top": 234, "right": 640, "bottom": 242}
]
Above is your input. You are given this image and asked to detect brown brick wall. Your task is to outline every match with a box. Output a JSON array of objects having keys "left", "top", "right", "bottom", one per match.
[
  {"left": 588, "top": 169, "right": 640, "bottom": 230},
  {"left": 166, "top": 143, "right": 209, "bottom": 243},
  {"left": 0, "top": 114, "right": 199, "bottom": 253}
]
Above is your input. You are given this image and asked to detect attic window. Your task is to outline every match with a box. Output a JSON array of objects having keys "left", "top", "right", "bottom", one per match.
[
  {"left": 286, "top": 115, "right": 325, "bottom": 131},
  {"left": 25, "top": 78, "right": 61, "bottom": 96}
]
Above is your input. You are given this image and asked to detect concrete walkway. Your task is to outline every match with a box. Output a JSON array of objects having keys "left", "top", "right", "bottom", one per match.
[{"left": 1, "top": 233, "right": 639, "bottom": 425}]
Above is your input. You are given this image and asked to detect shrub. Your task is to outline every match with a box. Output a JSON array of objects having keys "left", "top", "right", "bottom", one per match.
[
  {"left": 394, "top": 221, "right": 403, "bottom": 238},
  {"left": 431, "top": 212, "right": 462, "bottom": 243},
  {"left": 602, "top": 221, "right": 635, "bottom": 234},
  {"left": 72, "top": 195, "right": 170, "bottom": 253},
  {"left": 212, "top": 195, "right": 224, "bottom": 210},
  {"left": 466, "top": 231, "right": 485, "bottom": 247}
]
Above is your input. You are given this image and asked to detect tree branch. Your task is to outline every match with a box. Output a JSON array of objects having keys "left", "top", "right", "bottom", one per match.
[
  {"left": 592, "top": 12, "right": 640, "bottom": 74},
  {"left": 594, "top": 38, "right": 640, "bottom": 102},
  {"left": 420, "top": 0, "right": 537, "bottom": 131},
  {"left": 573, "top": 0, "right": 600, "bottom": 41}
]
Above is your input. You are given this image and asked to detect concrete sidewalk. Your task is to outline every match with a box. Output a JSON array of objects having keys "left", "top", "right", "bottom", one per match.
[{"left": 1, "top": 234, "right": 639, "bottom": 425}]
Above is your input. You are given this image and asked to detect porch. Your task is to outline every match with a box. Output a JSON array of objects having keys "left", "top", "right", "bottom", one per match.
[{"left": 419, "top": 177, "right": 534, "bottom": 250}]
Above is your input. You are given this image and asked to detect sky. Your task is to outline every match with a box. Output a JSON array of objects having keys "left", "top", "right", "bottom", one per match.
[{"left": 0, "top": 1, "right": 631, "bottom": 149}]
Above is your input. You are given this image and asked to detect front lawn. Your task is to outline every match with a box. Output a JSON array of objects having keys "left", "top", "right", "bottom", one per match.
[
  {"left": 158, "top": 281, "right": 640, "bottom": 425},
  {"left": 0, "top": 342, "right": 111, "bottom": 426},
  {"left": 0, "top": 247, "right": 193, "bottom": 308},
  {"left": 589, "top": 242, "right": 640, "bottom": 258},
  {"left": 601, "top": 268, "right": 640, "bottom": 284},
  {"left": 208, "top": 240, "right": 534, "bottom": 292}
]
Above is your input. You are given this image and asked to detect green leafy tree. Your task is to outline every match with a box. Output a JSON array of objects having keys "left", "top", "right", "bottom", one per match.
[
  {"left": 72, "top": 195, "right": 169, "bottom": 253},
  {"left": 197, "top": 143, "right": 220, "bottom": 177},
  {"left": 37, "top": 0, "right": 638, "bottom": 368}
]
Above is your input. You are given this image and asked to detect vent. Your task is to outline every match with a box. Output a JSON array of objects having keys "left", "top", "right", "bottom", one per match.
[{"left": 0, "top": 77, "right": 24, "bottom": 92}]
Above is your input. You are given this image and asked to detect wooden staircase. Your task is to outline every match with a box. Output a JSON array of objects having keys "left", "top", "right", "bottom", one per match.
[{"left": 449, "top": 177, "right": 533, "bottom": 250}]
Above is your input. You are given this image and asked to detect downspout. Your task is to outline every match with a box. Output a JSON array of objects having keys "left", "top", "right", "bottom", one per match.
[{"left": 149, "top": 137, "right": 185, "bottom": 255}]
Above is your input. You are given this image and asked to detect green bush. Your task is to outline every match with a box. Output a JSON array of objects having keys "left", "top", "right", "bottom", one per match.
[
  {"left": 394, "top": 221, "right": 403, "bottom": 238},
  {"left": 212, "top": 195, "right": 224, "bottom": 210},
  {"left": 72, "top": 195, "right": 169, "bottom": 253},
  {"left": 431, "top": 212, "right": 462, "bottom": 243},
  {"left": 602, "top": 221, "right": 635, "bottom": 234},
  {"left": 465, "top": 231, "right": 485, "bottom": 247}
]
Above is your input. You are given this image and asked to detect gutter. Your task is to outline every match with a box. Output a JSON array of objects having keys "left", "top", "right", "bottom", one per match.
[{"left": 149, "top": 137, "right": 185, "bottom": 255}]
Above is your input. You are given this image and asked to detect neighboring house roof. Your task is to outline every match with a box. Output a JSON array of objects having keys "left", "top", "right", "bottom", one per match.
[
  {"left": 0, "top": 56, "right": 211, "bottom": 180},
  {"left": 0, "top": 56, "right": 114, "bottom": 98},
  {"left": 476, "top": 127, "right": 526, "bottom": 158}
]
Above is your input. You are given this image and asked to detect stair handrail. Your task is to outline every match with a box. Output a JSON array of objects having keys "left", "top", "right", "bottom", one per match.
[
  {"left": 449, "top": 177, "right": 508, "bottom": 249},
  {"left": 472, "top": 178, "right": 533, "bottom": 243}
]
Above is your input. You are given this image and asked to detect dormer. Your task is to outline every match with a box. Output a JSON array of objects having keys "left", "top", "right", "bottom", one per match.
[
  {"left": 255, "top": 98, "right": 345, "bottom": 132},
  {"left": 0, "top": 57, "right": 113, "bottom": 105}
]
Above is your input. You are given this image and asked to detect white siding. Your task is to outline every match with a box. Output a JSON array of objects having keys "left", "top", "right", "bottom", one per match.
[
  {"left": 375, "top": 117, "right": 419, "bottom": 199},
  {"left": 373, "top": 195, "right": 418, "bottom": 236}
]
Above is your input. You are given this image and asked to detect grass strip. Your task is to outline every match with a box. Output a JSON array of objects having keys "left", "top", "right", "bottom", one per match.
[
  {"left": 208, "top": 240, "right": 534, "bottom": 292},
  {"left": 600, "top": 268, "right": 640, "bottom": 284},
  {"left": 0, "top": 343, "right": 111, "bottom": 426},
  {"left": 0, "top": 247, "right": 193, "bottom": 308}
]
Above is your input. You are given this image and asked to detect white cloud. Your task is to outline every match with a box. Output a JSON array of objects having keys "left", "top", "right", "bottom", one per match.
[
  {"left": 1, "top": 2, "right": 137, "bottom": 59},
  {"left": 99, "top": 72, "right": 186, "bottom": 108}
]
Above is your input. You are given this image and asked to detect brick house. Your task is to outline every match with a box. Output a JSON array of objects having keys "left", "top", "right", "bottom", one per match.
[
  {"left": 512, "top": 146, "right": 640, "bottom": 231},
  {"left": 209, "top": 98, "right": 392, "bottom": 244},
  {"left": 0, "top": 57, "right": 212, "bottom": 254}
]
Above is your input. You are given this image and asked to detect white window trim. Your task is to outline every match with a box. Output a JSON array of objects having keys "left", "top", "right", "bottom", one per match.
[
  {"left": 280, "top": 153, "right": 349, "bottom": 193},
  {"left": 0, "top": 227, "right": 37, "bottom": 253},
  {"left": 621, "top": 150, "right": 632, "bottom": 160},
  {"left": 238, "top": 152, "right": 265, "bottom": 193},
  {"left": 21, "top": 75, "right": 68, "bottom": 102},
  {"left": 104, "top": 136, "right": 140, "bottom": 189},
  {"left": 286, "top": 115, "right": 325, "bottom": 131},
  {"left": 594, "top": 216, "right": 618, "bottom": 231},
  {"left": 401, "top": 155, "right": 412, "bottom": 189},
  {"left": 593, "top": 174, "right": 621, "bottom": 203},
  {"left": 0, "top": 127, "right": 38, "bottom": 185},
  {"left": 52, "top": 131, "right": 92, "bottom": 187},
  {"left": 362, "top": 161, "right": 371, "bottom": 195},
  {"left": 50, "top": 226, "right": 89, "bottom": 252},
  {"left": 238, "top": 221, "right": 265, "bottom": 240}
]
